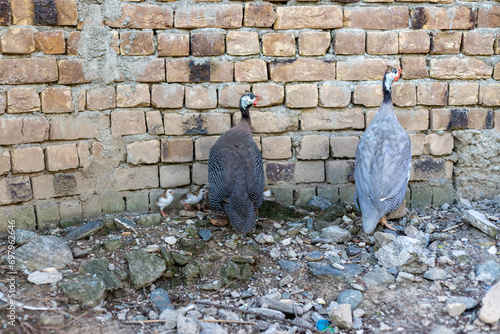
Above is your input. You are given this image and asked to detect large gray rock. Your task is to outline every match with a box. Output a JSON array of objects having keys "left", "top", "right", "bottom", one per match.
[
  {"left": 15, "top": 236, "right": 73, "bottom": 270},
  {"left": 479, "top": 281, "right": 500, "bottom": 324},
  {"left": 14, "top": 229, "right": 37, "bottom": 244},
  {"left": 363, "top": 268, "right": 395, "bottom": 289},
  {"left": 307, "top": 196, "right": 332, "bottom": 211},
  {"left": 79, "top": 258, "right": 122, "bottom": 290},
  {"left": 475, "top": 260, "right": 500, "bottom": 283},
  {"left": 27, "top": 270, "right": 62, "bottom": 285},
  {"left": 374, "top": 236, "right": 434, "bottom": 274},
  {"left": 463, "top": 209, "right": 498, "bottom": 238},
  {"left": 329, "top": 303, "right": 352, "bottom": 330},
  {"left": 337, "top": 289, "right": 363, "bottom": 310},
  {"left": 177, "top": 315, "right": 201, "bottom": 334},
  {"left": 125, "top": 251, "right": 166, "bottom": 289},
  {"left": 446, "top": 296, "right": 478, "bottom": 310},
  {"left": 309, "top": 263, "right": 363, "bottom": 282},
  {"left": 63, "top": 221, "right": 103, "bottom": 241},
  {"left": 59, "top": 275, "right": 105, "bottom": 308},
  {"left": 150, "top": 288, "right": 174, "bottom": 312},
  {"left": 277, "top": 259, "right": 301, "bottom": 274},
  {"left": 321, "top": 226, "right": 352, "bottom": 243}
]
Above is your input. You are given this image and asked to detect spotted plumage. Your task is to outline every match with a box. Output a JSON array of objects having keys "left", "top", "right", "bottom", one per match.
[{"left": 354, "top": 67, "right": 411, "bottom": 234}]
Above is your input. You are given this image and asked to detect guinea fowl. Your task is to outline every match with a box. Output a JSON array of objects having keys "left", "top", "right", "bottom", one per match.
[
  {"left": 194, "top": 184, "right": 209, "bottom": 211},
  {"left": 156, "top": 189, "right": 175, "bottom": 217},
  {"left": 208, "top": 92, "right": 264, "bottom": 234},
  {"left": 354, "top": 67, "right": 411, "bottom": 234},
  {"left": 180, "top": 188, "right": 208, "bottom": 211}
]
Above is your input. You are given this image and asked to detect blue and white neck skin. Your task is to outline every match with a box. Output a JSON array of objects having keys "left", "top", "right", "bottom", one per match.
[{"left": 381, "top": 68, "right": 401, "bottom": 107}]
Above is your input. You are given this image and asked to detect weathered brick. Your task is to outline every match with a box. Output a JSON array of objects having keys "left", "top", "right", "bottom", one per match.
[
  {"left": 146, "top": 110, "right": 164, "bottom": 135},
  {"left": 319, "top": 83, "right": 351, "bottom": 108},
  {"left": 410, "top": 133, "right": 425, "bottom": 157},
  {"left": 0, "top": 58, "right": 57, "bottom": 84},
  {"left": 468, "top": 108, "right": 494, "bottom": 130},
  {"left": 7, "top": 87, "right": 40, "bottom": 113},
  {"left": 77, "top": 142, "right": 90, "bottom": 167},
  {"left": 0, "top": 93, "right": 5, "bottom": 113},
  {"left": 479, "top": 84, "right": 500, "bottom": 107},
  {"left": 11, "top": 147, "right": 44, "bottom": 173},
  {"left": 45, "top": 143, "right": 79, "bottom": 171},
  {"left": 175, "top": 4, "right": 242, "bottom": 28},
  {"left": 115, "top": 166, "right": 159, "bottom": 191},
  {"left": 151, "top": 84, "right": 184, "bottom": 109},
  {"left": 430, "top": 57, "right": 492, "bottom": 79},
  {"left": 0, "top": 150, "right": 10, "bottom": 175},
  {"left": 393, "top": 83, "right": 416, "bottom": 107},
  {"left": 227, "top": 31, "right": 259, "bottom": 56},
  {"left": 195, "top": 136, "right": 218, "bottom": 161},
  {"left": 235, "top": 59, "right": 268, "bottom": 82},
  {"left": 399, "top": 31, "right": 430, "bottom": 54},
  {"left": 462, "top": 31, "right": 494, "bottom": 56},
  {"left": 367, "top": 109, "right": 429, "bottom": 131},
  {"left": 262, "top": 136, "right": 292, "bottom": 160},
  {"left": 448, "top": 82, "right": 479, "bottom": 105},
  {"left": 59, "top": 200, "right": 82, "bottom": 219},
  {"left": 191, "top": 30, "right": 225, "bottom": 56},
  {"left": 286, "top": 84, "right": 318, "bottom": 108},
  {"left": 495, "top": 62, "right": 500, "bottom": 80},
  {"left": 127, "top": 140, "right": 160, "bottom": 165},
  {"left": 345, "top": 7, "right": 408, "bottom": 29},
  {"left": 262, "top": 33, "right": 296, "bottom": 57},
  {"left": 410, "top": 158, "right": 452, "bottom": 181},
  {"left": 354, "top": 84, "right": 382, "bottom": 107},
  {"left": 35, "top": 30, "right": 65, "bottom": 54},
  {"left": 162, "top": 139, "right": 193, "bottom": 162},
  {"left": 409, "top": 183, "right": 432, "bottom": 209},
  {"left": 301, "top": 108, "right": 364, "bottom": 130},
  {"left": 164, "top": 113, "right": 231, "bottom": 135},
  {"left": 166, "top": 59, "right": 233, "bottom": 83},
  {"left": 117, "top": 84, "right": 150, "bottom": 108},
  {"left": 0, "top": 175, "right": 32, "bottom": 205},
  {"left": 297, "top": 135, "right": 329, "bottom": 160},
  {"left": 253, "top": 83, "right": 284, "bottom": 107},
  {"left": 411, "top": 7, "right": 475, "bottom": 30},
  {"left": 116, "top": 59, "right": 165, "bottom": 83},
  {"left": 234, "top": 111, "right": 299, "bottom": 133},
  {"left": 120, "top": 31, "right": 154, "bottom": 56},
  {"left": 192, "top": 163, "right": 208, "bottom": 185},
  {"left": 477, "top": 6, "right": 500, "bottom": 28},
  {"left": 334, "top": 30, "right": 364, "bottom": 55},
  {"left": 110, "top": 109, "right": 146, "bottom": 135},
  {"left": 417, "top": 82, "right": 448, "bottom": 106},
  {"left": 270, "top": 58, "right": 335, "bottom": 82},
  {"left": 41, "top": 86, "right": 73, "bottom": 113},
  {"left": 160, "top": 165, "right": 190, "bottom": 188},
  {"left": 35, "top": 201, "right": 59, "bottom": 228},
  {"left": 326, "top": 160, "right": 354, "bottom": 185},
  {"left": 401, "top": 57, "right": 428, "bottom": 79},
  {"left": 66, "top": 31, "right": 81, "bottom": 56},
  {"left": 265, "top": 162, "right": 295, "bottom": 184},
  {"left": 298, "top": 31, "right": 330, "bottom": 56},
  {"left": 76, "top": 88, "right": 85, "bottom": 111},
  {"left": 54, "top": 0, "right": 78, "bottom": 26},
  {"left": 0, "top": 0, "right": 11, "bottom": 26},
  {"left": 430, "top": 108, "right": 459, "bottom": 131},
  {"left": 367, "top": 31, "right": 398, "bottom": 55},
  {"left": 495, "top": 111, "right": 500, "bottom": 132},
  {"left": 87, "top": 86, "right": 116, "bottom": 111},
  {"left": 337, "top": 58, "right": 400, "bottom": 81},
  {"left": 432, "top": 181, "right": 454, "bottom": 207},
  {"left": 295, "top": 161, "right": 325, "bottom": 183},
  {"left": 105, "top": 4, "right": 173, "bottom": 29},
  {"left": 243, "top": 3, "right": 276, "bottom": 28},
  {"left": 424, "top": 133, "right": 454, "bottom": 156},
  {"left": 185, "top": 86, "right": 217, "bottom": 109},
  {"left": 11, "top": 0, "right": 32, "bottom": 25},
  {"left": 0, "top": 27, "right": 34, "bottom": 54},
  {"left": 219, "top": 84, "right": 251, "bottom": 108},
  {"left": 59, "top": 59, "right": 95, "bottom": 85},
  {"left": 330, "top": 136, "right": 358, "bottom": 158},
  {"left": 275, "top": 6, "right": 343, "bottom": 29},
  {"left": 158, "top": 33, "right": 189, "bottom": 56},
  {"left": 125, "top": 190, "right": 149, "bottom": 213},
  {"left": 430, "top": 32, "right": 462, "bottom": 55}
]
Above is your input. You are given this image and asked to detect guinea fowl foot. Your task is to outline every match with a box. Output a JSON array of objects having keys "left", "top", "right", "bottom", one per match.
[
  {"left": 160, "top": 210, "right": 168, "bottom": 218},
  {"left": 379, "top": 216, "right": 396, "bottom": 231}
]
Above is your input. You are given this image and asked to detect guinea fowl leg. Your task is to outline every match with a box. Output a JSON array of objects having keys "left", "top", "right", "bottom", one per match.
[
  {"left": 379, "top": 216, "right": 396, "bottom": 231},
  {"left": 160, "top": 209, "right": 168, "bottom": 217}
]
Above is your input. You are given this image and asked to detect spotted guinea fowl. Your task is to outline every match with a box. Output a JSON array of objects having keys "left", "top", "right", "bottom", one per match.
[
  {"left": 354, "top": 67, "right": 411, "bottom": 234},
  {"left": 156, "top": 189, "right": 175, "bottom": 217},
  {"left": 208, "top": 92, "right": 264, "bottom": 234},
  {"left": 180, "top": 188, "right": 208, "bottom": 212}
]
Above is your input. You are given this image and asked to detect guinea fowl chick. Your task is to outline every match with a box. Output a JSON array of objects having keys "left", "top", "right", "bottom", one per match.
[
  {"left": 195, "top": 184, "right": 209, "bottom": 211},
  {"left": 208, "top": 92, "right": 264, "bottom": 234},
  {"left": 354, "top": 67, "right": 411, "bottom": 234},
  {"left": 263, "top": 187, "right": 275, "bottom": 201},
  {"left": 156, "top": 189, "right": 175, "bottom": 217},
  {"left": 180, "top": 188, "right": 208, "bottom": 212}
]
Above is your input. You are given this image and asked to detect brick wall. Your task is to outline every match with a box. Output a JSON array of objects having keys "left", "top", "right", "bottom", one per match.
[{"left": 0, "top": 0, "right": 499, "bottom": 233}]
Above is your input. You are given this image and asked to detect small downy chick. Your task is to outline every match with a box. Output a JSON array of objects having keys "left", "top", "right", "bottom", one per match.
[
  {"left": 263, "top": 187, "right": 275, "bottom": 201},
  {"left": 156, "top": 189, "right": 175, "bottom": 217},
  {"left": 180, "top": 188, "right": 208, "bottom": 212},
  {"left": 195, "top": 184, "right": 209, "bottom": 211}
]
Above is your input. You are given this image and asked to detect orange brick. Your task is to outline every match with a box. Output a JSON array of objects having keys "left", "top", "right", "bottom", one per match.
[
  {"left": 175, "top": 4, "right": 242, "bottom": 28},
  {"left": 448, "top": 83, "right": 479, "bottom": 105},
  {"left": 41, "top": 86, "right": 73, "bottom": 113},
  {"left": 117, "top": 84, "right": 150, "bottom": 108},
  {"left": 234, "top": 111, "right": 299, "bottom": 133},
  {"left": 270, "top": 58, "right": 335, "bottom": 82},
  {"left": 367, "top": 109, "right": 429, "bottom": 131},
  {"left": 105, "top": 4, "right": 173, "bottom": 29},
  {"left": 261, "top": 136, "right": 292, "bottom": 160},
  {"left": 334, "top": 30, "right": 365, "bottom": 55},
  {"left": 185, "top": 86, "right": 217, "bottom": 109},
  {"left": 158, "top": 33, "right": 189, "bottom": 56},
  {"left": 235, "top": 59, "right": 268, "bottom": 82},
  {"left": 477, "top": 6, "right": 500, "bottom": 28},
  {"left": 21, "top": 117, "right": 50, "bottom": 144},
  {"left": 87, "top": 86, "right": 116, "bottom": 111},
  {"left": 219, "top": 84, "right": 251, "bottom": 108},
  {"left": 337, "top": 58, "right": 399, "bottom": 81},
  {"left": 410, "top": 133, "right": 425, "bottom": 157},
  {"left": 462, "top": 31, "right": 494, "bottom": 56},
  {"left": 12, "top": 0, "right": 33, "bottom": 25},
  {"left": 262, "top": 33, "right": 295, "bottom": 57},
  {"left": 401, "top": 57, "right": 428, "bottom": 79},
  {"left": 479, "top": 84, "right": 500, "bottom": 107},
  {"left": 35, "top": 30, "right": 65, "bottom": 54},
  {"left": 49, "top": 113, "right": 109, "bottom": 140},
  {"left": 191, "top": 30, "right": 225, "bottom": 56},
  {"left": 227, "top": 31, "right": 259, "bottom": 56},
  {"left": 243, "top": 3, "right": 277, "bottom": 28},
  {"left": 393, "top": 83, "right": 416, "bottom": 107},
  {"left": 345, "top": 6, "right": 408, "bottom": 29},
  {"left": 151, "top": 84, "right": 184, "bottom": 109},
  {"left": 55, "top": 0, "right": 78, "bottom": 26},
  {"left": 430, "top": 57, "right": 492, "bottom": 79},
  {"left": 298, "top": 31, "right": 330, "bottom": 56},
  {"left": 399, "top": 31, "right": 430, "bottom": 54},
  {"left": 166, "top": 59, "right": 233, "bottom": 83},
  {"left": 319, "top": 83, "right": 351, "bottom": 108},
  {"left": 411, "top": 6, "right": 475, "bottom": 30},
  {"left": 67, "top": 31, "right": 82, "bottom": 56},
  {"left": 0, "top": 58, "right": 58, "bottom": 84},
  {"left": 59, "top": 59, "right": 96, "bottom": 84},
  {"left": 45, "top": 143, "right": 79, "bottom": 171},
  {"left": 354, "top": 84, "right": 382, "bottom": 108},
  {"left": 0, "top": 150, "right": 10, "bottom": 175},
  {"left": 127, "top": 140, "right": 160, "bottom": 165},
  {"left": 301, "top": 108, "right": 364, "bottom": 130},
  {"left": 0, "top": 0, "right": 11, "bottom": 26},
  {"left": 146, "top": 110, "right": 164, "bottom": 135},
  {"left": 7, "top": 87, "right": 40, "bottom": 113},
  {"left": 164, "top": 113, "right": 231, "bottom": 135},
  {"left": 120, "top": 31, "right": 154, "bottom": 56},
  {"left": 468, "top": 108, "right": 495, "bottom": 129},
  {"left": 110, "top": 109, "right": 146, "bottom": 135},
  {"left": 367, "top": 31, "right": 398, "bottom": 55},
  {"left": 286, "top": 84, "right": 318, "bottom": 108},
  {"left": 0, "top": 27, "right": 34, "bottom": 54},
  {"left": 162, "top": 139, "right": 193, "bottom": 162},
  {"left": 275, "top": 6, "right": 343, "bottom": 29},
  {"left": 253, "top": 83, "right": 285, "bottom": 107},
  {"left": 417, "top": 82, "right": 448, "bottom": 106},
  {"left": 430, "top": 32, "right": 462, "bottom": 55}
]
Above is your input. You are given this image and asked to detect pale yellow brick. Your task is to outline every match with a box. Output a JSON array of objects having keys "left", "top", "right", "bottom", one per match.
[
  {"left": 11, "top": 147, "right": 44, "bottom": 173},
  {"left": 330, "top": 136, "right": 359, "bottom": 158},
  {"left": 161, "top": 138, "right": 193, "bottom": 162},
  {"left": 127, "top": 140, "right": 160, "bottom": 165},
  {"left": 226, "top": 31, "right": 259, "bottom": 56},
  {"left": 219, "top": 84, "right": 251, "bottom": 108},
  {"left": 146, "top": 110, "right": 164, "bottom": 135},
  {"left": 164, "top": 113, "right": 231, "bottom": 135},
  {"left": 111, "top": 109, "right": 146, "bottom": 135},
  {"left": 319, "top": 83, "right": 351, "bottom": 108},
  {"left": 87, "top": 86, "right": 116, "bottom": 111},
  {"left": 77, "top": 142, "right": 90, "bottom": 167},
  {"left": 295, "top": 161, "right": 325, "bottom": 183},
  {"left": 262, "top": 136, "right": 292, "bottom": 159},
  {"left": 366, "top": 108, "right": 429, "bottom": 131},
  {"left": 286, "top": 84, "right": 318, "bottom": 108},
  {"left": 234, "top": 112, "right": 298, "bottom": 133},
  {"left": 448, "top": 82, "right": 479, "bottom": 105},
  {"left": 195, "top": 136, "right": 219, "bottom": 161},
  {"left": 45, "top": 144, "right": 79, "bottom": 171},
  {"left": 0, "top": 150, "right": 11, "bottom": 175},
  {"left": 253, "top": 83, "right": 284, "bottom": 107},
  {"left": 235, "top": 59, "right": 268, "bottom": 82},
  {"left": 115, "top": 166, "right": 159, "bottom": 191},
  {"left": 424, "top": 133, "right": 454, "bottom": 156},
  {"left": 410, "top": 133, "right": 425, "bottom": 156},
  {"left": 301, "top": 108, "right": 364, "bottom": 130},
  {"left": 160, "top": 165, "right": 190, "bottom": 188},
  {"left": 185, "top": 86, "right": 217, "bottom": 109},
  {"left": 298, "top": 31, "right": 330, "bottom": 56},
  {"left": 151, "top": 84, "right": 184, "bottom": 109},
  {"left": 417, "top": 82, "right": 448, "bottom": 106},
  {"left": 297, "top": 135, "right": 329, "bottom": 160},
  {"left": 393, "top": 82, "right": 416, "bottom": 107},
  {"left": 354, "top": 84, "right": 382, "bottom": 107},
  {"left": 367, "top": 31, "right": 398, "bottom": 54}
]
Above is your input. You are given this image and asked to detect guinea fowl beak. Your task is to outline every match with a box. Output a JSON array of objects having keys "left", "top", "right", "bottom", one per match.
[
  {"left": 252, "top": 95, "right": 262, "bottom": 106},
  {"left": 395, "top": 69, "right": 402, "bottom": 82}
]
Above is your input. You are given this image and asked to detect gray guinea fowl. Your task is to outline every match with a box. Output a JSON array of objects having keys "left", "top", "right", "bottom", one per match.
[
  {"left": 208, "top": 92, "right": 265, "bottom": 234},
  {"left": 354, "top": 67, "right": 411, "bottom": 234}
]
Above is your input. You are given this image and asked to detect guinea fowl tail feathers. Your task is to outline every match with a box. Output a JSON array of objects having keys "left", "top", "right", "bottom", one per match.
[
  {"left": 359, "top": 199, "right": 380, "bottom": 235},
  {"left": 223, "top": 190, "right": 256, "bottom": 234}
]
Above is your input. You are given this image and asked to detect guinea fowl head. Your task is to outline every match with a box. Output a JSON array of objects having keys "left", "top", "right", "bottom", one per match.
[
  {"left": 239, "top": 92, "right": 261, "bottom": 118},
  {"left": 383, "top": 67, "right": 402, "bottom": 92},
  {"left": 166, "top": 189, "right": 175, "bottom": 196}
]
